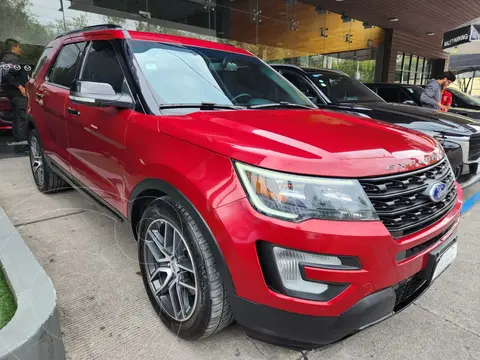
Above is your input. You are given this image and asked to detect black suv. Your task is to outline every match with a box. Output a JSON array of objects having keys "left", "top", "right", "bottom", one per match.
[
  {"left": 365, "top": 83, "right": 480, "bottom": 120},
  {"left": 271, "top": 65, "right": 480, "bottom": 182}
]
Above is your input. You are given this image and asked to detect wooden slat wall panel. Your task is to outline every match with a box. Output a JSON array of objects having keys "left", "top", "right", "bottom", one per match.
[{"left": 386, "top": 30, "right": 449, "bottom": 82}]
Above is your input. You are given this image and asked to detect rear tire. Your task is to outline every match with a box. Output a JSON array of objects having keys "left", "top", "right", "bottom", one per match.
[
  {"left": 137, "top": 196, "right": 233, "bottom": 340},
  {"left": 28, "top": 129, "right": 69, "bottom": 193}
]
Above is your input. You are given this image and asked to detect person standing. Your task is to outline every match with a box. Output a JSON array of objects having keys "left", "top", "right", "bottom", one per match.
[
  {"left": 441, "top": 84, "right": 453, "bottom": 110},
  {"left": 420, "top": 71, "right": 456, "bottom": 112},
  {"left": 1, "top": 39, "right": 29, "bottom": 153}
]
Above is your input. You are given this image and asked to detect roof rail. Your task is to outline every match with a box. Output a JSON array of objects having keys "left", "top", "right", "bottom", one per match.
[{"left": 54, "top": 24, "right": 123, "bottom": 40}]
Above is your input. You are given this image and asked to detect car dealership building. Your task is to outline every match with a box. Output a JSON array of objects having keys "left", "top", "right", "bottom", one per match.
[{"left": 0, "top": 0, "right": 479, "bottom": 83}]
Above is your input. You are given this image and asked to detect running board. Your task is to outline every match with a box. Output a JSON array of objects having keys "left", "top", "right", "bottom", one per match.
[{"left": 46, "top": 157, "right": 126, "bottom": 223}]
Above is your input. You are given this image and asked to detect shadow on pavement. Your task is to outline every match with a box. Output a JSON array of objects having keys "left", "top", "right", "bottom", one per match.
[{"left": 0, "top": 130, "right": 28, "bottom": 160}]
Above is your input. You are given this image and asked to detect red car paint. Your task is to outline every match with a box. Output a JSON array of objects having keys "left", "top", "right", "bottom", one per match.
[
  {"left": 27, "top": 28, "right": 462, "bottom": 346},
  {"left": 0, "top": 96, "right": 12, "bottom": 130}
]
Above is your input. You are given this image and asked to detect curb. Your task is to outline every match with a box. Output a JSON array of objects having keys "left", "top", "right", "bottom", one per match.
[{"left": 0, "top": 206, "right": 66, "bottom": 360}]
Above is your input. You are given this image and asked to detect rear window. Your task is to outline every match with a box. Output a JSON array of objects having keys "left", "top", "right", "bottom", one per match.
[{"left": 31, "top": 47, "right": 52, "bottom": 79}]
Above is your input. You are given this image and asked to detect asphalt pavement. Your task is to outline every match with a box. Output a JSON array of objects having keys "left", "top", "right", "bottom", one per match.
[{"left": 0, "top": 156, "right": 479, "bottom": 360}]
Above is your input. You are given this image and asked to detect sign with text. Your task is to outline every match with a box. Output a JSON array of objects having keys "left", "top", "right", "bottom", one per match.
[{"left": 443, "top": 24, "right": 480, "bottom": 49}]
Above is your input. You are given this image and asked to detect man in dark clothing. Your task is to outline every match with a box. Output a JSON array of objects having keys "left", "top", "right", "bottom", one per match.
[
  {"left": 420, "top": 71, "right": 456, "bottom": 112},
  {"left": 1, "top": 39, "right": 29, "bottom": 153}
]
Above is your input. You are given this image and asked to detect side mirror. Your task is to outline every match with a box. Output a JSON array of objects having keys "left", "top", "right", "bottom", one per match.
[
  {"left": 402, "top": 100, "right": 416, "bottom": 106},
  {"left": 69, "top": 80, "right": 134, "bottom": 109}
]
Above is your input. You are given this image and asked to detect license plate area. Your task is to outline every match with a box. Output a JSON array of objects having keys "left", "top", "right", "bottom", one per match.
[{"left": 423, "top": 233, "right": 458, "bottom": 283}]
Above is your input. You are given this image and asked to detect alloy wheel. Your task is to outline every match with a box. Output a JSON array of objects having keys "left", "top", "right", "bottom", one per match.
[
  {"left": 143, "top": 219, "right": 198, "bottom": 322},
  {"left": 30, "top": 136, "right": 44, "bottom": 187}
]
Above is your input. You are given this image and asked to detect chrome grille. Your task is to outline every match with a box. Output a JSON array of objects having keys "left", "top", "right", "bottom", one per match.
[
  {"left": 468, "top": 133, "right": 480, "bottom": 161},
  {"left": 359, "top": 159, "right": 457, "bottom": 238}
]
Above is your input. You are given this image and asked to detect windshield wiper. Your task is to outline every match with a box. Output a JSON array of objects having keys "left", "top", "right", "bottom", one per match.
[
  {"left": 248, "top": 102, "right": 314, "bottom": 110},
  {"left": 159, "top": 103, "right": 245, "bottom": 110}
]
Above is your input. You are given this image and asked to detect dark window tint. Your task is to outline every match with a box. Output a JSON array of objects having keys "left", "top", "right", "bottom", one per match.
[
  {"left": 32, "top": 47, "right": 53, "bottom": 79},
  {"left": 377, "top": 88, "right": 402, "bottom": 103},
  {"left": 448, "top": 88, "right": 480, "bottom": 107},
  {"left": 81, "top": 41, "right": 125, "bottom": 93},
  {"left": 397, "top": 89, "right": 412, "bottom": 103},
  {"left": 404, "top": 86, "right": 424, "bottom": 103},
  {"left": 282, "top": 71, "right": 318, "bottom": 101},
  {"left": 307, "top": 72, "right": 382, "bottom": 103},
  {"left": 48, "top": 42, "right": 86, "bottom": 87}
]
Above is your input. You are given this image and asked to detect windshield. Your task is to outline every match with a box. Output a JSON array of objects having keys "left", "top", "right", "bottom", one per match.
[
  {"left": 307, "top": 71, "right": 384, "bottom": 104},
  {"left": 127, "top": 40, "right": 312, "bottom": 109},
  {"left": 449, "top": 87, "right": 480, "bottom": 106}
]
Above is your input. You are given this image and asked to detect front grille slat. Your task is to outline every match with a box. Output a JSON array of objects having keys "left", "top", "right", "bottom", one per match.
[
  {"left": 393, "top": 272, "right": 427, "bottom": 311},
  {"left": 365, "top": 185, "right": 428, "bottom": 200},
  {"left": 360, "top": 158, "right": 457, "bottom": 238},
  {"left": 469, "top": 133, "right": 480, "bottom": 161}
]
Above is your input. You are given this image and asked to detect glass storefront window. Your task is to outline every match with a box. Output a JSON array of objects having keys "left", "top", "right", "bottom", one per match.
[
  {"left": 403, "top": 54, "right": 412, "bottom": 71},
  {"left": 396, "top": 52, "right": 403, "bottom": 71},
  {"left": 1, "top": 0, "right": 385, "bottom": 87},
  {"left": 395, "top": 70, "right": 402, "bottom": 83},
  {"left": 409, "top": 55, "right": 418, "bottom": 84},
  {"left": 395, "top": 52, "right": 432, "bottom": 85}
]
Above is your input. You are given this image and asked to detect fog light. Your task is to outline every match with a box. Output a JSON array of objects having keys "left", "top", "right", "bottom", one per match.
[{"left": 273, "top": 247, "right": 341, "bottom": 294}]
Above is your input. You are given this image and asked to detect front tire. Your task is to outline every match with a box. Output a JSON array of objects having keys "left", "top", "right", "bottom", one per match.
[
  {"left": 138, "top": 196, "right": 233, "bottom": 340},
  {"left": 28, "top": 129, "right": 69, "bottom": 193}
]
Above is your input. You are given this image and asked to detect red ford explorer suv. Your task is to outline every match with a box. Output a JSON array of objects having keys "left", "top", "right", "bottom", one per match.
[{"left": 26, "top": 25, "right": 462, "bottom": 349}]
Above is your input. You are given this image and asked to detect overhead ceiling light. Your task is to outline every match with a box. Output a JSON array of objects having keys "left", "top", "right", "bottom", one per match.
[
  {"left": 388, "top": 17, "right": 399, "bottom": 22},
  {"left": 426, "top": 32, "right": 435, "bottom": 35},
  {"left": 335, "top": 0, "right": 345, "bottom": 2}
]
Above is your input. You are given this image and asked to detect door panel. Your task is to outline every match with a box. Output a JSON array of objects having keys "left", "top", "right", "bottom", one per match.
[
  {"left": 66, "top": 40, "right": 134, "bottom": 212},
  {"left": 38, "top": 83, "right": 70, "bottom": 170},
  {"left": 66, "top": 101, "right": 132, "bottom": 211},
  {"left": 38, "top": 41, "right": 86, "bottom": 173}
]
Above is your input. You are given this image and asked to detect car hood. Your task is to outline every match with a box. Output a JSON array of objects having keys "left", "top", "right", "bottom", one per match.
[
  {"left": 159, "top": 109, "right": 443, "bottom": 177},
  {"left": 340, "top": 102, "right": 477, "bottom": 136}
]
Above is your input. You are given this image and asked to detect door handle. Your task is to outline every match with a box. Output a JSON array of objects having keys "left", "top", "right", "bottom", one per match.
[
  {"left": 35, "top": 93, "right": 43, "bottom": 99},
  {"left": 67, "top": 107, "right": 80, "bottom": 116}
]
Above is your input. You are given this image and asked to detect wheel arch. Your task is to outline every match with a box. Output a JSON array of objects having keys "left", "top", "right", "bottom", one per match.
[
  {"left": 26, "top": 113, "right": 37, "bottom": 132},
  {"left": 128, "top": 178, "right": 236, "bottom": 295}
]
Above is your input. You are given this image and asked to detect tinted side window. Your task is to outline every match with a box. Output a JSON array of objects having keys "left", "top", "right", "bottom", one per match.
[
  {"left": 48, "top": 42, "right": 86, "bottom": 87},
  {"left": 282, "top": 71, "right": 315, "bottom": 96},
  {"left": 81, "top": 41, "right": 125, "bottom": 93},
  {"left": 377, "top": 87, "right": 401, "bottom": 103},
  {"left": 32, "top": 47, "right": 53, "bottom": 79},
  {"left": 397, "top": 89, "right": 412, "bottom": 103}
]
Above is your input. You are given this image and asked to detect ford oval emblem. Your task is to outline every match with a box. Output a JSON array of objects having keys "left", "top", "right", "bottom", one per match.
[{"left": 429, "top": 182, "right": 448, "bottom": 202}]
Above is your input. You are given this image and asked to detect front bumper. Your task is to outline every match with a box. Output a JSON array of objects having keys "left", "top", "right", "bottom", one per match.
[
  {"left": 445, "top": 136, "right": 479, "bottom": 163},
  {"left": 231, "top": 286, "right": 396, "bottom": 349},
  {"left": 232, "top": 233, "right": 458, "bottom": 350},
  {"left": 213, "top": 185, "right": 462, "bottom": 348},
  {"left": 443, "top": 140, "right": 463, "bottom": 175}
]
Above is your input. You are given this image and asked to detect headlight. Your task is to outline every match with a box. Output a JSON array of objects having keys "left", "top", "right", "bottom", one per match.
[{"left": 235, "top": 162, "right": 378, "bottom": 221}]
